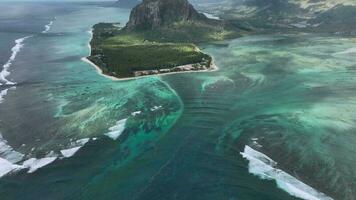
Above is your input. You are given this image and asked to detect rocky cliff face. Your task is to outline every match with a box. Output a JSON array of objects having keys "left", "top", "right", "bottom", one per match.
[{"left": 126, "top": 0, "right": 207, "bottom": 30}]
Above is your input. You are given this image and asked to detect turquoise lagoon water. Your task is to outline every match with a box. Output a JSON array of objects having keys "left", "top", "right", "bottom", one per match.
[{"left": 0, "top": 2, "right": 355, "bottom": 200}]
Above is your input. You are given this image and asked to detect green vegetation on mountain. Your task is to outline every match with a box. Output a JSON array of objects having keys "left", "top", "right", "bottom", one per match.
[
  {"left": 88, "top": 0, "right": 244, "bottom": 78},
  {"left": 89, "top": 23, "right": 211, "bottom": 78}
]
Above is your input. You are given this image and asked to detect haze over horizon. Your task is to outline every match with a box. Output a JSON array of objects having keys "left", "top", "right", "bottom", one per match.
[{"left": 0, "top": 0, "right": 116, "bottom": 2}]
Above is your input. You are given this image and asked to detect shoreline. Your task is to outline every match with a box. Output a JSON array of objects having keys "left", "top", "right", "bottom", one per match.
[
  {"left": 82, "top": 29, "right": 218, "bottom": 82},
  {"left": 82, "top": 57, "right": 218, "bottom": 81},
  {"left": 82, "top": 29, "right": 124, "bottom": 81}
]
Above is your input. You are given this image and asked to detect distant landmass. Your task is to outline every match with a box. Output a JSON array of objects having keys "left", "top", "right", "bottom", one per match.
[
  {"left": 195, "top": 0, "right": 356, "bottom": 32},
  {"left": 86, "top": 0, "right": 243, "bottom": 79}
]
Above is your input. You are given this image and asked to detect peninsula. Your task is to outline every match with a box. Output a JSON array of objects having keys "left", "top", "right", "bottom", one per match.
[{"left": 87, "top": 0, "right": 241, "bottom": 79}]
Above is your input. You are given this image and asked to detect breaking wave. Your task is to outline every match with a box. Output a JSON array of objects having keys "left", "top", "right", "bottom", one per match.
[
  {"left": 42, "top": 20, "right": 54, "bottom": 33},
  {"left": 333, "top": 47, "right": 356, "bottom": 56},
  {"left": 0, "top": 137, "right": 91, "bottom": 178},
  {"left": 60, "top": 138, "right": 90, "bottom": 158},
  {"left": 105, "top": 119, "right": 127, "bottom": 140},
  {"left": 240, "top": 145, "right": 333, "bottom": 200},
  {"left": 0, "top": 35, "right": 32, "bottom": 86}
]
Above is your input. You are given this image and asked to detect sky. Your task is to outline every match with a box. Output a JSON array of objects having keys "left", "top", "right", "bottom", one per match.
[{"left": 0, "top": 0, "right": 116, "bottom": 1}]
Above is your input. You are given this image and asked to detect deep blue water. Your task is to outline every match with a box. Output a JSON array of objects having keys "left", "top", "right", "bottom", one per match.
[{"left": 0, "top": 2, "right": 355, "bottom": 200}]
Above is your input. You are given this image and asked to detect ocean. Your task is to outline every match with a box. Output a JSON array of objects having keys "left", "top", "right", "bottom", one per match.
[{"left": 0, "top": 2, "right": 355, "bottom": 200}]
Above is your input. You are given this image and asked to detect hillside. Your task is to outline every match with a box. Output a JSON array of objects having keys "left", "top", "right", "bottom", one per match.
[
  {"left": 194, "top": 0, "right": 356, "bottom": 33},
  {"left": 87, "top": 0, "right": 242, "bottom": 79},
  {"left": 123, "top": 0, "right": 242, "bottom": 43}
]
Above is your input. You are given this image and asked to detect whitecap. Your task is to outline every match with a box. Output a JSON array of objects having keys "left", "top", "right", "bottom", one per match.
[
  {"left": 0, "top": 134, "right": 24, "bottom": 163},
  {"left": 60, "top": 147, "right": 81, "bottom": 158},
  {"left": 76, "top": 138, "right": 89, "bottom": 146},
  {"left": 203, "top": 12, "right": 220, "bottom": 20},
  {"left": 0, "top": 158, "right": 23, "bottom": 178},
  {"left": 291, "top": 21, "right": 308, "bottom": 28},
  {"left": 0, "top": 155, "right": 58, "bottom": 176},
  {"left": 60, "top": 138, "right": 90, "bottom": 158},
  {"left": 42, "top": 20, "right": 54, "bottom": 33},
  {"left": 150, "top": 106, "right": 162, "bottom": 111},
  {"left": 240, "top": 145, "right": 333, "bottom": 200},
  {"left": 0, "top": 136, "right": 90, "bottom": 177},
  {"left": 22, "top": 157, "right": 57, "bottom": 173},
  {"left": 0, "top": 35, "right": 32, "bottom": 86},
  {"left": 333, "top": 47, "right": 356, "bottom": 55},
  {"left": 131, "top": 111, "right": 142, "bottom": 116},
  {"left": 105, "top": 119, "right": 127, "bottom": 140},
  {"left": 312, "top": 23, "right": 322, "bottom": 27}
]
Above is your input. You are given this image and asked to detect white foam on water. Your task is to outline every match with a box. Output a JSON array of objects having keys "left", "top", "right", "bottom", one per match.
[
  {"left": 0, "top": 135, "right": 91, "bottom": 177},
  {"left": 22, "top": 157, "right": 57, "bottom": 173},
  {"left": 291, "top": 21, "right": 308, "bottom": 28},
  {"left": 60, "top": 138, "right": 90, "bottom": 158},
  {"left": 312, "top": 22, "right": 322, "bottom": 27},
  {"left": 105, "top": 119, "right": 127, "bottom": 140},
  {"left": 131, "top": 111, "right": 142, "bottom": 116},
  {"left": 42, "top": 20, "right": 54, "bottom": 33},
  {"left": 240, "top": 145, "right": 333, "bottom": 200},
  {"left": 0, "top": 35, "right": 32, "bottom": 85},
  {"left": 0, "top": 158, "right": 23, "bottom": 178},
  {"left": 201, "top": 76, "right": 235, "bottom": 92},
  {"left": 203, "top": 12, "right": 220, "bottom": 20},
  {"left": 150, "top": 106, "right": 162, "bottom": 111},
  {"left": 0, "top": 89, "right": 9, "bottom": 104},
  {"left": 61, "top": 147, "right": 81, "bottom": 158},
  {"left": 76, "top": 138, "right": 89, "bottom": 146},
  {"left": 87, "top": 29, "right": 93, "bottom": 53},
  {"left": 0, "top": 134, "right": 24, "bottom": 163},
  {"left": 46, "top": 151, "right": 57, "bottom": 157},
  {"left": 333, "top": 47, "right": 356, "bottom": 55}
]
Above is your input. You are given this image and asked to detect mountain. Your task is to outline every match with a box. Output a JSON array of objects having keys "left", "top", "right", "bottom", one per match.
[
  {"left": 87, "top": 0, "right": 244, "bottom": 79},
  {"left": 125, "top": 0, "right": 208, "bottom": 30},
  {"left": 310, "top": 4, "right": 356, "bottom": 32},
  {"left": 194, "top": 0, "right": 356, "bottom": 32},
  {"left": 122, "top": 0, "right": 242, "bottom": 42}
]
